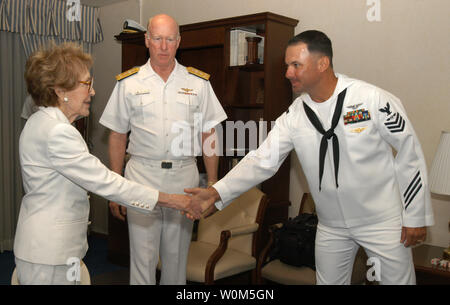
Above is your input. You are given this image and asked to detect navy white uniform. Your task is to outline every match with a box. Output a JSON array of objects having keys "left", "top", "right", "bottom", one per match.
[
  {"left": 15, "top": 106, "right": 158, "bottom": 284},
  {"left": 100, "top": 59, "right": 227, "bottom": 284},
  {"left": 213, "top": 74, "right": 434, "bottom": 284}
]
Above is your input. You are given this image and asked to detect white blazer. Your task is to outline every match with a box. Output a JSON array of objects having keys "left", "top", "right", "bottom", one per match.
[{"left": 14, "top": 106, "right": 159, "bottom": 265}]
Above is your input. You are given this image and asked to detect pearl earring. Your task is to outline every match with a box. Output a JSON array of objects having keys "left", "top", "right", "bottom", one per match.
[{"left": 63, "top": 97, "right": 68, "bottom": 102}]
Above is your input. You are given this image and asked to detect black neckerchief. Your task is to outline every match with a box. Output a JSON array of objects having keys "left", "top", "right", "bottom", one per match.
[{"left": 302, "top": 88, "right": 347, "bottom": 191}]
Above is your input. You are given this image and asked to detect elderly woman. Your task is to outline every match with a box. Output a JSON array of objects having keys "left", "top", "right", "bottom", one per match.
[{"left": 14, "top": 42, "right": 199, "bottom": 285}]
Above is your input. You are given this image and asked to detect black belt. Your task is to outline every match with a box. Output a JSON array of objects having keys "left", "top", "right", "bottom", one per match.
[{"left": 302, "top": 88, "right": 347, "bottom": 191}]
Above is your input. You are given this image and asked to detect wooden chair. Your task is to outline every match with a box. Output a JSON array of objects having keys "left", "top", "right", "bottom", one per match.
[
  {"left": 186, "top": 187, "right": 268, "bottom": 284},
  {"left": 256, "top": 193, "right": 368, "bottom": 285}
]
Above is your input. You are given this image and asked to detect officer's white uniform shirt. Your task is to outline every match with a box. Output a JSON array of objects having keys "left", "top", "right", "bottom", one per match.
[
  {"left": 99, "top": 59, "right": 227, "bottom": 160},
  {"left": 14, "top": 106, "right": 159, "bottom": 266},
  {"left": 214, "top": 74, "right": 434, "bottom": 229}
]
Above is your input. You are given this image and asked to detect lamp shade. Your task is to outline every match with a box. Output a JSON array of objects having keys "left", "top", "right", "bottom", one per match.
[{"left": 429, "top": 131, "right": 450, "bottom": 195}]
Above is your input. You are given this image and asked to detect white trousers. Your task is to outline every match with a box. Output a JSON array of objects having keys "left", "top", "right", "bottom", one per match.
[
  {"left": 125, "top": 157, "right": 198, "bottom": 285},
  {"left": 15, "top": 258, "right": 79, "bottom": 285},
  {"left": 315, "top": 215, "right": 416, "bottom": 285}
]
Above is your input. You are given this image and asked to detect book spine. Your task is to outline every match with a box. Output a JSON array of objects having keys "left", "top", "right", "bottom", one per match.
[
  {"left": 237, "top": 30, "right": 247, "bottom": 66},
  {"left": 229, "top": 30, "right": 237, "bottom": 66}
]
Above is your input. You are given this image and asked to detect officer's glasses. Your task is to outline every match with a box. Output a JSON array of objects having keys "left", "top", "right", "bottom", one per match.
[
  {"left": 146, "top": 34, "right": 179, "bottom": 45},
  {"left": 79, "top": 77, "right": 94, "bottom": 92}
]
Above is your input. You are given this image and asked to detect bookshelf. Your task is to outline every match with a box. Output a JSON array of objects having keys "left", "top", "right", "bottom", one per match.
[{"left": 109, "top": 12, "right": 298, "bottom": 266}]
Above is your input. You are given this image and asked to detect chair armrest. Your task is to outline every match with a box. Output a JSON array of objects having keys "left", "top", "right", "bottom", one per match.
[
  {"left": 256, "top": 222, "right": 282, "bottom": 284},
  {"left": 227, "top": 223, "right": 259, "bottom": 237},
  {"left": 204, "top": 230, "right": 230, "bottom": 284},
  {"left": 269, "top": 222, "right": 283, "bottom": 231},
  {"left": 204, "top": 223, "right": 259, "bottom": 284}
]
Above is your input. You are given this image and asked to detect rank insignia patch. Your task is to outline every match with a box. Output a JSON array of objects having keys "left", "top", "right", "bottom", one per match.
[
  {"left": 343, "top": 109, "right": 371, "bottom": 125},
  {"left": 384, "top": 112, "right": 405, "bottom": 133},
  {"left": 116, "top": 67, "right": 139, "bottom": 81},
  {"left": 187, "top": 67, "right": 210, "bottom": 80},
  {"left": 379, "top": 102, "right": 392, "bottom": 115},
  {"left": 403, "top": 171, "right": 422, "bottom": 210},
  {"left": 380, "top": 102, "right": 406, "bottom": 133}
]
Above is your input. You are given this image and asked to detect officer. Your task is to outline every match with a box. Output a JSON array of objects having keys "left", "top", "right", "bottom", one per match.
[
  {"left": 100, "top": 14, "right": 227, "bottom": 285},
  {"left": 186, "top": 30, "right": 434, "bottom": 285}
]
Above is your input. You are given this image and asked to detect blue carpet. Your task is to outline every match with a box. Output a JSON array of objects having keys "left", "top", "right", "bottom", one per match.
[
  {"left": 0, "top": 250, "right": 15, "bottom": 285},
  {"left": 0, "top": 235, "right": 127, "bottom": 285},
  {"left": 82, "top": 235, "right": 128, "bottom": 278}
]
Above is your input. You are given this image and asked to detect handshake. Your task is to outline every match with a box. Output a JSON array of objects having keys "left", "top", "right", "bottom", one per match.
[
  {"left": 173, "top": 187, "right": 221, "bottom": 220},
  {"left": 110, "top": 187, "right": 221, "bottom": 221}
]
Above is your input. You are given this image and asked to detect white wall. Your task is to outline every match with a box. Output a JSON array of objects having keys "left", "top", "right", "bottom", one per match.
[{"left": 91, "top": 0, "right": 449, "bottom": 247}]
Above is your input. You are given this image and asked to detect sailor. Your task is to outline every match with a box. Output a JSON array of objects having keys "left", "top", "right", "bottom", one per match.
[{"left": 186, "top": 30, "right": 434, "bottom": 285}]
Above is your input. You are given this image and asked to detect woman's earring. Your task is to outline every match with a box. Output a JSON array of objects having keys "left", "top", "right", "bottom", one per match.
[{"left": 63, "top": 97, "right": 68, "bottom": 102}]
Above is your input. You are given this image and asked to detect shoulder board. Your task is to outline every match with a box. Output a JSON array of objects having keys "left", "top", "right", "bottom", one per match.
[
  {"left": 116, "top": 67, "right": 140, "bottom": 81},
  {"left": 187, "top": 67, "right": 210, "bottom": 81}
]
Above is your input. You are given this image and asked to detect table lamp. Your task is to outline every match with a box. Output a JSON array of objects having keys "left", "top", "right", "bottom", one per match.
[{"left": 429, "top": 131, "right": 450, "bottom": 259}]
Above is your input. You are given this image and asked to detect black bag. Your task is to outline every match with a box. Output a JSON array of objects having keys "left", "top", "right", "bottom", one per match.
[{"left": 269, "top": 213, "right": 318, "bottom": 269}]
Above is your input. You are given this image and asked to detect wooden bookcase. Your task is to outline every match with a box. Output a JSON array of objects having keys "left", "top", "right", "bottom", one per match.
[{"left": 108, "top": 12, "right": 298, "bottom": 266}]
